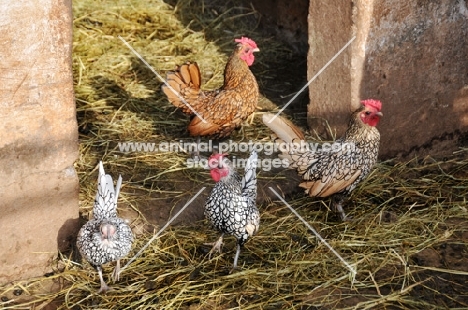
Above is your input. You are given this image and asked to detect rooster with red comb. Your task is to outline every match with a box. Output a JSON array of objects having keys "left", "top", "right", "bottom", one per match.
[
  {"left": 263, "top": 99, "right": 383, "bottom": 221},
  {"left": 162, "top": 37, "right": 260, "bottom": 140}
]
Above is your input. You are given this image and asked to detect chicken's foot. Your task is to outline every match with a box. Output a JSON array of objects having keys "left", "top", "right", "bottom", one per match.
[{"left": 205, "top": 234, "right": 224, "bottom": 259}]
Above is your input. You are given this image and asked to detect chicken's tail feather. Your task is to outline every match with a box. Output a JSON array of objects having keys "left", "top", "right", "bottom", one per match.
[
  {"left": 262, "top": 113, "right": 305, "bottom": 144},
  {"left": 93, "top": 161, "right": 121, "bottom": 220},
  {"left": 162, "top": 62, "right": 202, "bottom": 114},
  {"left": 262, "top": 113, "right": 308, "bottom": 167},
  {"left": 241, "top": 150, "right": 258, "bottom": 203}
]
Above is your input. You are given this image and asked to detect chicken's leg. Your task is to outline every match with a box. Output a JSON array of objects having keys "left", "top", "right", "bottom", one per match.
[
  {"left": 111, "top": 259, "right": 121, "bottom": 282},
  {"left": 332, "top": 195, "right": 350, "bottom": 221},
  {"left": 232, "top": 243, "right": 242, "bottom": 271},
  {"left": 334, "top": 203, "right": 348, "bottom": 221},
  {"left": 97, "top": 266, "right": 111, "bottom": 293}
]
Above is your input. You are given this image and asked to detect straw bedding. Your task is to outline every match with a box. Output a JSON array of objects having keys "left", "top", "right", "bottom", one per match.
[{"left": 1, "top": 0, "right": 467, "bottom": 309}]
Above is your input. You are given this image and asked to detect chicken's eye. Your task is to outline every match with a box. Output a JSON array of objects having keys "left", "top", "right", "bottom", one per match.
[{"left": 365, "top": 111, "right": 371, "bottom": 115}]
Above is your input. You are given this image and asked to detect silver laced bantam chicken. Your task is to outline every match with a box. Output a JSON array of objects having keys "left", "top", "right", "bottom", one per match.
[
  {"left": 77, "top": 161, "right": 134, "bottom": 293},
  {"left": 263, "top": 99, "right": 383, "bottom": 221},
  {"left": 204, "top": 150, "right": 260, "bottom": 270}
]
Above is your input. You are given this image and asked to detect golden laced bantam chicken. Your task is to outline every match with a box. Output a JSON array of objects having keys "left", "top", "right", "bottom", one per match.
[
  {"left": 77, "top": 161, "right": 134, "bottom": 293},
  {"left": 204, "top": 150, "right": 260, "bottom": 270},
  {"left": 263, "top": 99, "right": 383, "bottom": 221},
  {"left": 161, "top": 37, "right": 260, "bottom": 139}
]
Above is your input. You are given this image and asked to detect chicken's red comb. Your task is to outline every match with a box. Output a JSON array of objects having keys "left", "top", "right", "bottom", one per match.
[
  {"left": 209, "top": 153, "right": 229, "bottom": 159},
  {"left": 235, "top": 37, "right": 258, "bottom": 49},
  {"left": 361, "top": 99, "right": 382, "bottom": 111}
]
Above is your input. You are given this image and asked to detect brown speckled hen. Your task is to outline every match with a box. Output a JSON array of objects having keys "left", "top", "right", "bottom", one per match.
[
  {"left": 263, "top": 99, "right": 383, "bottom": 221},
  {"left": 76, "top": 161, "right": 133, "bottom": 293},
  {"left": 204, "top": 150, "right": 260, "bottom": 270},
  {"left": 162, "top": 37, "right": 259, "bottom": 139}
]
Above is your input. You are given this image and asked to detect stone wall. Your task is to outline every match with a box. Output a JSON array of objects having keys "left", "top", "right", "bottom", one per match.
[
  {"left": 308, "top": 0, "right": 468, "bottom": 158},
  {"left": 0, "top": 0, "right": 79, "bottom": 284}
]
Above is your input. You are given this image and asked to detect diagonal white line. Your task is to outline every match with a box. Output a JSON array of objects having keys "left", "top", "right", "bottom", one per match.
[
  {"left": 268, "top": 187, "right": 357, "bottom": 276},
  {"left": 268, "top": 36, "right": 356, "bottom": 123},
  {"left": 118, "top": 36, "right": 207, "bottom": 123},
  {"left": 120, "top": 186, "right": 206, "bottom": 273}
]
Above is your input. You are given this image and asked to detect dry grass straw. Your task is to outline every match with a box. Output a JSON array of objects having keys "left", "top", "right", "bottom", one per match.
[
  {"left": 2, "top": 153, "right": 468, "bottom": 309},
  {"left": 1, "top": 0, "right": 468, "bottom": 308}
]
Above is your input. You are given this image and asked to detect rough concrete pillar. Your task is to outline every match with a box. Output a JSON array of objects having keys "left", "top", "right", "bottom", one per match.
[
  {"left": 0, "top": 0, "right": 79, "bottom": 284},
  {"left": 307, "top": 0, "right": 353, "bottom": 137},
  {"left": 307, "top": 0, "right": 468, "bottom": 158}
]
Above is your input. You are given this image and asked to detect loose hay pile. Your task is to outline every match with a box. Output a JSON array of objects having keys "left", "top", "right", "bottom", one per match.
[{"left": 1, "top": 0, "right": 468, "bottom": 309}]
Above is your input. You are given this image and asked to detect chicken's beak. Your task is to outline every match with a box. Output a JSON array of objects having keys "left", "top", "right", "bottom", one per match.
[
  {"left": 253, "top": 48, "right": 260, "bottom": 53},
  {"left": 102, "top": 225, "right": 110, "bottom": 240},
  {"left": 218, "top": 159, "right": 224, "bottom": 169},
  {"left": 376, "top": 111, "right": 383, "bottom": 117}
]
